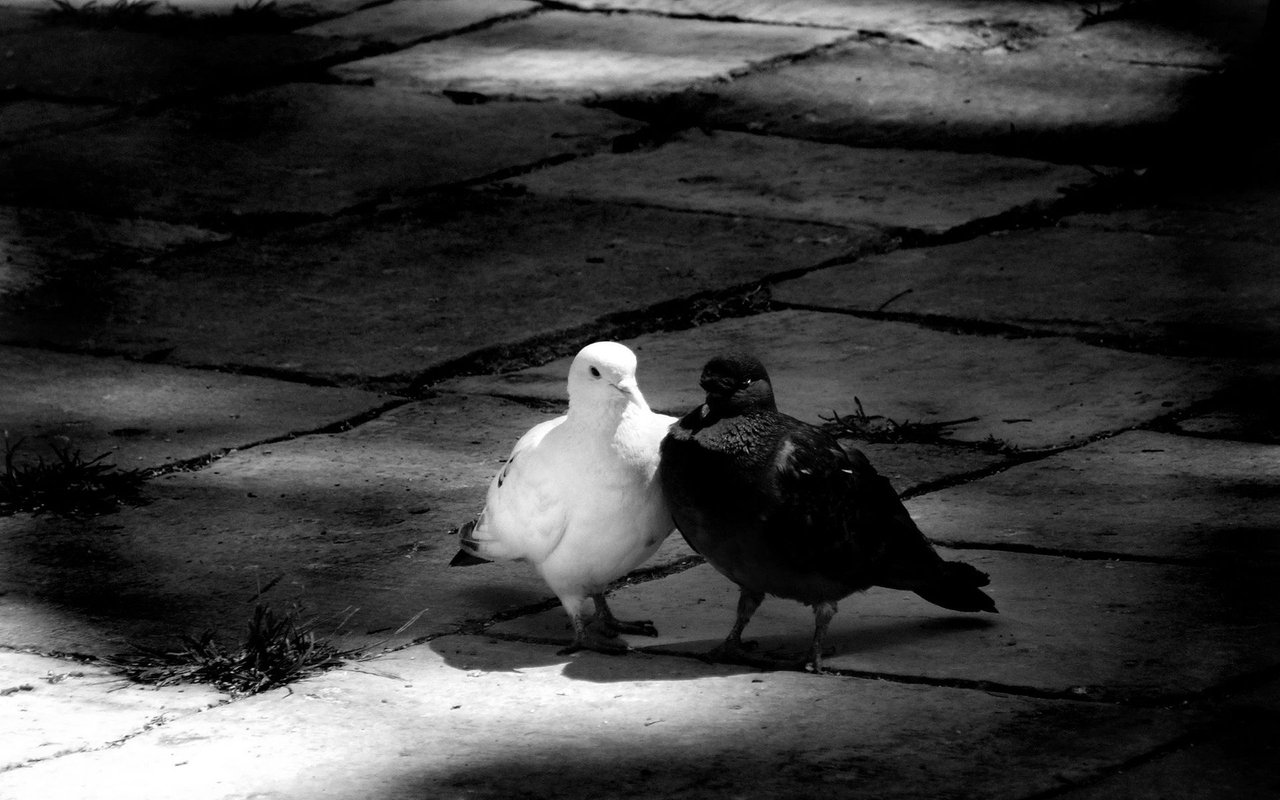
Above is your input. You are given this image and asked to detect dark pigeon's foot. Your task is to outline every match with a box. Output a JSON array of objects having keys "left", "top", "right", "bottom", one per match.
[{"left": 704, "top": 640, "right": 828, "bottom": 672}]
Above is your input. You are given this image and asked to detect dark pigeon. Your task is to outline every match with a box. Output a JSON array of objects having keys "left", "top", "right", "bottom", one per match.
[{"left": 659, "top": 353, "right": 996, "bottom": 672}]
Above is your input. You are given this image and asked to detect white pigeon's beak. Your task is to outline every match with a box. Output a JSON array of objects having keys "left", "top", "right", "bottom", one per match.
[{"left": 612, "top": 377, "right": 640, "bottom": 398}]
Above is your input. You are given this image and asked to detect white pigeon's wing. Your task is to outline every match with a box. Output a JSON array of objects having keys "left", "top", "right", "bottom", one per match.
[{"left": 465, "top": 416, "right": 572, "bottom": 564}]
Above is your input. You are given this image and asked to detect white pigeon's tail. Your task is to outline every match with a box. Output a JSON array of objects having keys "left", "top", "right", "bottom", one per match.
[
  {"left": 449, "top": 512, "right": 530, "bottom": 566},
  {"left": 449, "top": 518, "right": 492, "bottom": 566}
]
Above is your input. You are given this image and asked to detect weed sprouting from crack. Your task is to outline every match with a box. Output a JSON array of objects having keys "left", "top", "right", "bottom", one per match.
[
  {"left": 41, "top": 0, "right": 304, "bottom": 33},
  {"left": 105, "top": 604, "right": 359, "bottom": 697},
  {"left": 1, "top": 432, "right": 146, "bottom": 516},
  {"left": 819, "top": 398, "right": 1017, "bottom": 454},
  {"left": 45, "top": 0, "right": 156, "bottom": 25}
]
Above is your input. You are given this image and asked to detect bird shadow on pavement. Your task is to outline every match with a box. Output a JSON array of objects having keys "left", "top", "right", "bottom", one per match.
[
  {"left": 427, "top": 612, "right": 999, "bottom": 683},
  {"left": 427, "top": 632, "right": 773, "bottom": 683}
]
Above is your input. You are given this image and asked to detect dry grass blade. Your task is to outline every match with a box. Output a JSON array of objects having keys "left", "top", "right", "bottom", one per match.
[
  {"left": 105, "top": 604, "right": 357, "bottom": 697},
  {"left": 1, "top": 432, "right": 145, "bottom": 516},
  {"left": 41, "top": 0, "right": 301, "bottom": 32},
  {"left": 819, "top": 397, "right": 981, "bottom": 445}
]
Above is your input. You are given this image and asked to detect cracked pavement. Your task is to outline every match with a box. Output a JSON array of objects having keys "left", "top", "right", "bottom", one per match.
[{"left": 2, "top": 0, "right": 1279, "bottom": 798}]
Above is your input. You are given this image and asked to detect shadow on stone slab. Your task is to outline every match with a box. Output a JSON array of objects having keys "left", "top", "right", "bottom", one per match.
[
  {"left": 0, "top": 84, "right": 640, "bottom": 225},
  {"left": 1054, "top": 703, "right": 1280, "bottom": 800},
  {"left": 428, "top": 633, "right": 770, "bottom": 683},
  {"left": 0, "top": 394, "right": 559, "bottom": 656},
  {"left": 385, "top": 687, "right": 1193, "bottom": 800},
  {"left": 641, "top": 612, "right": 1001, "bottom": 674},
  {"left": 1170, "top": 369, "right": 1280, "bottom": 443},
  {"left": 1, "top": 191, "right": 870, "bottom": 380},
  {"left": 0, "top": 28, "right": 358, "bottom": 105}
]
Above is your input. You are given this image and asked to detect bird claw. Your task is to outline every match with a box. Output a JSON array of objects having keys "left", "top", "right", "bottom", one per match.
[
  {"left": 557, "top": 631, "right": 632, "bottom": 656},
  {"left": 605, "top": 619, "right": 660, "bottom": 638}
]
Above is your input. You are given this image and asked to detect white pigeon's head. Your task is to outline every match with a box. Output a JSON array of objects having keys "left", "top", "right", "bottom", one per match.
[{"left": 566, "top": 341, "right": 650, "bottom": 413}]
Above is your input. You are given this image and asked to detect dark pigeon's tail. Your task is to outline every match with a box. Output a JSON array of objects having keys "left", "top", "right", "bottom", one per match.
[
  {"left": 448, "top": 519, "right": 492, "bottom": 567},
  {"left": 912, "top": 561, "right": 998, "bottom": 613}
]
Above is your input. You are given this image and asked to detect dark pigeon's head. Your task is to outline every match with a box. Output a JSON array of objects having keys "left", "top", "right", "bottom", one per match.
[{"left": 698, "top": 353, "right": 776, "bottom": 414}]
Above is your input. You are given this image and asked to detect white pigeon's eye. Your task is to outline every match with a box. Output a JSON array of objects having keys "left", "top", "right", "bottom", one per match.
[{"left": 589, "top": 366, "right": 601, "bottom": 378}]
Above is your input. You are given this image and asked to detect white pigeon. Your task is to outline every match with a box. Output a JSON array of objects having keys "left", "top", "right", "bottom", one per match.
[{"left": 450, "top": 341, "right": 677, "bottom": 655}]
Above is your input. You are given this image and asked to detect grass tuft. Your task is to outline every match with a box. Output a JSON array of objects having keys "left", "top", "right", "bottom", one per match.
[
  {"left": 1, "top": 432, "right": 145, "bottom": 516},
  {"left": 820, "top": 397, "right": 981, "bottom": 444},
  {"left": 106, "top": 604, "right": 354, "bottom": 697},
  {"left": 818, "top": 399, "right": 1018, "bottom": 454},
  {"left": 45, "top": 0, "right": 158, "bottom": 25},
  {"left": 41, "top": 0, "right": 302, "bottom": 34}
]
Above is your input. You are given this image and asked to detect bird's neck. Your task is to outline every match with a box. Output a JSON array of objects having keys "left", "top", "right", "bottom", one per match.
[{"left": 567, "top": 395, "right": 631, "bottom": 431}]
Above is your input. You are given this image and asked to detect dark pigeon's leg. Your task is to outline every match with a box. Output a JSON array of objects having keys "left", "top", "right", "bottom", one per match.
[
  {"left": 705, "top": 588, "right": 766, "bottom": 664},
  {"left": 557, "top": 595, "right": 630, "bottom": 656},
  {"left": 590, "top": 593, "right": 659, "bottom": 637},
  {"left": 806, "top": 601, "right": 839, "bottom": 673}
]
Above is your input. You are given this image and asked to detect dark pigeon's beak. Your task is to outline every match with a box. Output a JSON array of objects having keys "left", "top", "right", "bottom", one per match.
[{"left": 699, "top": 373, "right": 735, "bottom": 397}]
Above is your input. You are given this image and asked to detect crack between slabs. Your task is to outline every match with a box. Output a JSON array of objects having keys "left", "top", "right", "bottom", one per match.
[{"left": 0, "top": 686, "right": 237, "bottom": 775}]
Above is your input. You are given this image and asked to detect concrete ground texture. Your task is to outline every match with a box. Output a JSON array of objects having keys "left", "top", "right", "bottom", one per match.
[{"left": 2, "top": 0, "right": 1278, "bottom": 797}]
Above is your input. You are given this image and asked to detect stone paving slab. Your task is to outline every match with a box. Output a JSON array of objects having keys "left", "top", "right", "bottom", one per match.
[
  {"left": 299, "top": 0, "right": 539, "bottom": 45},
  {"left": 1170, "top": 369, "right": 1280, "bottom": 443},
  {"left": 145, "top": 0, "right": 368, "bottom": 15},
  {"left": 772, "top": 227, "right": 1280, "bottom": 356},
  {"left": 443, "top": 310, "right": 1226, "bottom": 450},
  {"left": 511, "top": 129, "right": 1094, "bottom": 234},
  {"left": 828, "top": 441, "right": 1007, "bottom": 494},
  {"left": 0, "top": 394, "right": 688, "bottom": 657},
  {"left": 0, "top": 192, "right": 872, "bottom": 380},
  {"left": 1055, "top": 679, "right": 1280, "bottom": 800},
  {"left": 0, "top": 84, "right": 641, "bottom": 225},
  {"left": 0, "top": 637, "right": 1195, "bottom": 800},
  {"left": 0, "top": 651, "right": 223, "bottom": 771},
  {"left": 1063, "top": 188, "right": 1280, "bottom": 246},
  {"left": 493, "top": 550, "right": 1280, "bottom": 701},
  {"left": 0, "top": 28, "right": 359, "bottom": 105},
  {"left": 331, "top": 10, "right": 850, "bottom": 100},
  {"left": 0, "top": 100, "right": 116, "bottom": 147},
  {"left": 548, "top": 0, "right": 1098, "bottom": 50},
  {"left": 908, "top": 430, "right": 1280, "bottom": 563},
  {"left": 565, "top": 0, "right": 1267, "bottom": 60},
  {"left": 158, "top": 0, "right": 369, "bottom": 13},
  {"left": 1, "top": 206, "right": 228, "bottom": 283},
  {"left": 0, "top": 345, "right": 385, "bottom": 470},
  {"left": 667, "top": 37, "right": 1212, "bottom": 163},
  {"left": 1064, "top": 202, "right": 1280, "bottom": 246}
]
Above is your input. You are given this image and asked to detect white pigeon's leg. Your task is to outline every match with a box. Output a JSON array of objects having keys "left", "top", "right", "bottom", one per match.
[
  {"left": 806, "top": 601, "right": 839, "bottom": 673},
  {"left": 557, "top": 594, "right": 630, "bottom": 656},
  {"left": 590, "top": 593, "right": 658, "bottom": 638},
  {"left": 706, "top": 588, "right": 765, "bottom": 664}
]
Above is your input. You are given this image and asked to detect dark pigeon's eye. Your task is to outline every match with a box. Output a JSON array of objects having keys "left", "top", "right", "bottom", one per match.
[
  {"left": 590, "top": 367, "right": 601, "bottom": 378},
  {"left": 739, "top": 378, "right": 755, "bottom": 389}
]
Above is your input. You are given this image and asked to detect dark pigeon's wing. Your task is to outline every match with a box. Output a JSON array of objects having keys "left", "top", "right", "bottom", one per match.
[{"left": 766, "top": 420, "right": 945, "bottom": 589}]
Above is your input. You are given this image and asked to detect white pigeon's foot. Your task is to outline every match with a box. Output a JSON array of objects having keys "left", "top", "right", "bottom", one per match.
[
  {"left": 557, "top": 630, "right": 631, "bottom": 656},
  {"left": 593, "top": 616, "right": 659, "bottom": 638},
  {"left": 591, "top": 594, "right": 659, "bottom": 638}
]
